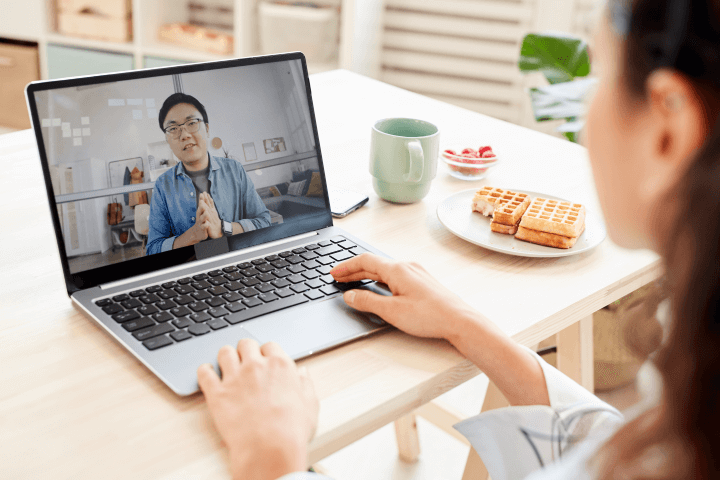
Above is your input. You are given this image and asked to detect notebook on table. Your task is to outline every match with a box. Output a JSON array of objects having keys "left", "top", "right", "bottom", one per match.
[{"left": 25, "top": 52, "right": 391, "bottom": 396}]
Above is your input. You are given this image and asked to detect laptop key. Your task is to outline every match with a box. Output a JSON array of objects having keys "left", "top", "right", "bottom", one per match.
[
  {"left": 240, "top": 287, "right": 260, "bottom": 297},
  {"left": 208, "top": 307, "right": 229, "bottom": 318},
  {"left": 242, "top": 297, "right": 263, "bottom": 308},
  {"left": 188, "top": 323, "right": 211, "bottom": 336},
  {"left": 222, "top": 292, "right": 242, "bottom": 303},
  {"left": 174, "top": 294, "right": 194, "bottom": 306},
  {"left": 191, "top": 291, "right": 212, "bottom": 301},
  {"left": 302, "top": 270, "right": 320, "bottom": 279},
  {"left": 173, "top": 317, "right": 192, "bottom": 328},
  {"left": 350, "top": 247, "right": 369, "bottom": 256},
  {"left": 259, "top": 293, "right": 278, "bottom": 303},
  {"left": 209, "top": 277, "right": 229, "bottom": 286},
  {"left": 271, "top": 259, "right": 290, "bottom": 269},
  {"left": 317, "top": 240, "right": 332, "bottom": 247},
  {"left": 300, "top": 251, "right": 319, "bottom": 261},
  {"left": 305, "top": 243, "right": 320, "bottom": 250},
  {"left": 112, "top": 310, "right": 140, "bottom": 323},
  {"left": 208, "top": 318, "right": 229, "bottom": 330},
  {"left": 170, "top": 306, "right": 192, "bottom": 317},
  {"left": 273, "top": 269, "right": 292, "bottom": 278},
  {"left": 226, "top": 280, "right": 245, "bottom": 291},
  {"left": 257, "top": 273, "right": 276, "bottom": 283},
  {"left": 123, "top": 317, "right": 155, "bottom": 332},
  {"left": 287, "top": 274, "right": 305, "bottom": 284},
  {"left": 129, "top": 290, "right": 146, "bottom": 297},
  {"left": 192, "top": 273, "right": 208, "bottom": 281},
  {"left": 158, "top": 289, "right": 178, "bottom": 299},
  {"left": 146, "top": 285, "right": 162, "bottom": 293},
  {"left": 208, "top": 270, "right": 224, "bottom": 277},
  {"left": 143, "top": 335, "right": 173, "bottom": 351},
  {"left": 133, "top": 323, "right": 174, "bottom": 341},
  {"left": 112, "top": 294, "right": 130, "bottom": 302},
  {"left": 320, "top": 285, "right": 341, "bottom": 295},
  {"left": 225, "top": 271, "right": 244, "bottom": 281},
  {"left": 276, "top": 288, "right": 294, "bottom": 298},
  {"left": 178, "top": 277, "right": 193, "bottom": 285},
  {"left": 174, "top": 285, "right": 194, "bottom": 295},
  {"left": 286, "top": 255, "right": 304, "bottom": 265},
  {"left": 188, "top": 302, "right": 210, "bottom": 312},
  {"left": 305, "top": 279, "right": 324, "bottom": 289},
  {"left": 156, "top": 300, "right": 177, "bottom": 311},
  {"left": 290, "top": 284, "right": 309, "bottom": 293},
  {"left": 190, "top": 312, "right": 212, "bottom": 322},
  {"left": 241, "top": 268, "right": 260, "bottom": 277},
  {"left": 278, "top": 251, "right": 293, "bottom": 258},
  {"left": 320, "top": 274, "right": 335, "bottom": 284},
  {"left": 331, "top": 251, "right": 353, "bottom": 262},
  {"left": 225, "top": 301, "right": 246, "bottom": 314},
  {"left": 265, "top": 255, "right": 280, "bottom": 262},
  {"left": 192, "top": 280, "right": 212, "bottom": 290},
  {"left": 256, "top": 283, "right": 275, "bottom": 293},
  {"left": 208, "top": 286, "right": 229, "bottom": 296},
  {"left": 251, "top": 259, "right": 266, "bottom": 265},
  {"left": 138, "top": 304, "right": 159, "bottom": 316},
  {"left": 303, "top": 260, "right": 321, "bottom": 270},
  {"left": 226, "top": 295, "right": 310, "bottom": 324},
  {"left": 317, "top": 265, "right": 333, "bottom": 275},
  {"left": 292, "top": 247, "right": 306, "bottom": 254},
  {"left": 305, "top": 290, "right": 324, "bottom": 301},
  {"left": 205, "top": 297, "right": 225, "bottom": 308},
  {"left": 95, "top": 298, "right": 112, "bottom": 307},
  {"left": 102, "top": 304, "right": 123, "bottom": 315},
  {"left": 256, "top": 264, "right": 274, "bottom": 273},
  {"left": 121, "top": 298, "right": 142, "bottom": 309},
  {"left": 316, "top": 245, "right": 342, "bottom": 256},
  {"left": 241, "top": 277, "right": 261, "bottom": 287},
  {"left": 288, "top": 264, "right": 305, "bottom": 274},
  {"left": 152, "top": 312, "right": 174, "bottom": 323},
  {"left": 170, "top": 330, "right": 192, "bottom": 342},
  {"left": 271, "top": 278, "right": 291, "bottom": 288},
  {"left": 223, "top": 266, "right": 238, "bottom": 273},
  {"left": 330, "top": 236, "right": 346, "bottom": 243},
  {"left": 162, "top": 281, "right": 179, "bottom": 289},
  {"left": 237, "top": 262, "right": 253, "bottom": 269},
  {"left": 338, "top": 240, "right": 356, "bottom": 249},
  {"left": 317, "top": 256, "right": 334, "bottom": 265}
]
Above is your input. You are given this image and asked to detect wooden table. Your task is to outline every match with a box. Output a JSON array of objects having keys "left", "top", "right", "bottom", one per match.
[{"left": 0, "top": 70, "right": 661, "bottom": 479}]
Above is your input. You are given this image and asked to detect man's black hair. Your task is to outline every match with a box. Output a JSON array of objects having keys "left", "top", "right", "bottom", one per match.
[{"left": 158, "top": 93, "right": 209, "bottom": 131}]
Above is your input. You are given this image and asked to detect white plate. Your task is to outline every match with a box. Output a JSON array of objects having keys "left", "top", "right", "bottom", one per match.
[{"left": 437, "top": 189, "right": 607, "bottom": 258}]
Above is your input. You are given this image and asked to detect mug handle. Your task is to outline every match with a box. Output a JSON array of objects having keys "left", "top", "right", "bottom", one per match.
[{"left": 404, "top": 141, "right": 424, "bottom": 183}]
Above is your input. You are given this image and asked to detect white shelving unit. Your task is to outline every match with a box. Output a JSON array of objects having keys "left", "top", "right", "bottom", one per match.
[{"left": 0, "top": 0, "right": 385, "bottom": 79}]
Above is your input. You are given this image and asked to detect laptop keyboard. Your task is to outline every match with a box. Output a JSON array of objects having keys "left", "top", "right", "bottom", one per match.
[{"left": 93, "top": 236, "right": 373, "bottom": 351}]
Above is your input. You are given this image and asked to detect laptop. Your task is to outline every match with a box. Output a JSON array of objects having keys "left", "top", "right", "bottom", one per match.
[{"left": 25, "top": 52, "right": 391, "bottom": 396}]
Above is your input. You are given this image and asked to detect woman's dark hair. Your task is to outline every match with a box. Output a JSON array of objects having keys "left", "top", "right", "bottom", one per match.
[
  {"left": 600, "top": 0, "right": 720, "bottom": 477},
  {"left": 158, "top": 93, "right": 209, "bottom": 131}
]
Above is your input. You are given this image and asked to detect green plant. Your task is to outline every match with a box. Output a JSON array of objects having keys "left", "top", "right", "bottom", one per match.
[{"left": 518, "top": 32, "right": 597, "bottom": 143}]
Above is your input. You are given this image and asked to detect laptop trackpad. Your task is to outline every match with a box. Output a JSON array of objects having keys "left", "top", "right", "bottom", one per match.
[{"left": 241, "top": 295, "right": 386, "bottom": 359}]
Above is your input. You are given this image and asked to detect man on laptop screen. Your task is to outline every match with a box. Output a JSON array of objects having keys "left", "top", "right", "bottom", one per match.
[{"left": 147, "top": 93, "right": 271, "bottom": 255}]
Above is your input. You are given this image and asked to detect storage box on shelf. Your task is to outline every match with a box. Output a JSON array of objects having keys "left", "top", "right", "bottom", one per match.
[
  {"left": 259, "top": 1, "right": 339, "bottom": 63},
  {"left": 0, "top": 40, "right": 40, "bottom": 129},
  {"left": 55, "top": 0, "right": 132, "bottom": 43},
  {"left": 157, "top": 23, "right": 234, "bottom": 55}
]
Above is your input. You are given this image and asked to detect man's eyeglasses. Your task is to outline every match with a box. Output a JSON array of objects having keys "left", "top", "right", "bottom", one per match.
[{"left": 163, "top": 118, "right": 204, "bottom": 139}]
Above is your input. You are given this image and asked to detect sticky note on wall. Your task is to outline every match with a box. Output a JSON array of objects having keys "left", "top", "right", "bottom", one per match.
[
  {"left": 81, "top": 117, "right": 90, "bottom": 125},
  {"left": 82, "top": 128, "right": 90, "bottom": 136},
  {"left": 41, "top": 119, "right": 51, "bottom": 127},
  {"left": 73, "top": 137, "right": 82, "bottom": 146},
  {"left": 109, "top": 99, "right": 125, "bottom": 106}
]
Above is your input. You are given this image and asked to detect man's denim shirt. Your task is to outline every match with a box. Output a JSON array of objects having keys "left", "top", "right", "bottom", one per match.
[{"left": 146, "top": 154, "right": 271, "bottom": 255}]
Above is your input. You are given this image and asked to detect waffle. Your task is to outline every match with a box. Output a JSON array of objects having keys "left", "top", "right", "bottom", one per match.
[
  {"left": 519, "top": 198, "right": 586, "bottom": 238},
  {"left": 471, "top": 186, "right": 507, "bottom": 216},
  {"left": 492, "top": 193, "right": 531, "bottom": 226},
  {"left": 491, "top": 222, "right": 519, "bottom": 235},
  {"left": 516, "top": 224, "right": 585, "bottom": 249}
]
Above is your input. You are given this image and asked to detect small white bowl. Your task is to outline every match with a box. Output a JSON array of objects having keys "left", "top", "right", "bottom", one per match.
[{"left": 441, "top": 151, "right": 499, "bottom": 181}]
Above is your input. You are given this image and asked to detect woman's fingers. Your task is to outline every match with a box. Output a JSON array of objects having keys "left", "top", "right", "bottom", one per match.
[
  {"left": 260, "top": 341, "right": 292, "bottom": 363},
  {"left": 197, "top": 363, "right": 220, "bottom": 394},
  {"left": 343, "top": 288, "right": 396, "bottom": 319},
  {"left": 217, "top": 344, "right": 240, "bottom": 378},
  {"left": 236, "top": 338, "right": 263, "bottom": 363},
  {"left": 330, "top": 253, "right": 392, "bottom": 283}
]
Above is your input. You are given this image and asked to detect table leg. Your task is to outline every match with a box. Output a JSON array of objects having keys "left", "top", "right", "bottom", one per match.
[
  {"left": 460, "top": 380, "right": 509, "bottom": 480},
  {"left": 394, "top": 414, "right": 421, "bottom": 463},
  {"left": 556, "top": 314, "right": 594, "bottom": 392}
]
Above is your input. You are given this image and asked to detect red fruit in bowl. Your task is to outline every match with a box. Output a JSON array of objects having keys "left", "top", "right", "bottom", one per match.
[
  {"left": 481, "top": 151, "right": 496, "bottom": 159},
  {"left": 478, "top": 146, "right": 493, "bottom": 156},
  {"left": 444, "top": 149, "right": 456, "bottom": 155},
  {"left": 461, "top": 148, "right": 475, "bottom": 155}
]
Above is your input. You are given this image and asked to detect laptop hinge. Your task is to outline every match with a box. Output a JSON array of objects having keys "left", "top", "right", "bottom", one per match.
[{"left": 100, "top": 231, "right": 318, "bottom": 290}]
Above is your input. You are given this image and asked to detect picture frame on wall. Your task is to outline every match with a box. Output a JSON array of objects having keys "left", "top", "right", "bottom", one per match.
[{"left": 263, "top": 137, "right": 286, "bottom": 154}]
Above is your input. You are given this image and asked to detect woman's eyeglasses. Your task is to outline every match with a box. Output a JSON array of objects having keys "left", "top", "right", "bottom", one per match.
[{"left": 163, "top": 118, "right": 204, "bottom": 139}]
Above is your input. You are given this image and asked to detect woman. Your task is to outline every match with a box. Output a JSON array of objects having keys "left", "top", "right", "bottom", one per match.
[{"left": 195, "top": 0, "right": 720, "bottom": 478}]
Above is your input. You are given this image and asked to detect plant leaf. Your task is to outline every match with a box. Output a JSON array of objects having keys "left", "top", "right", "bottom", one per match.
[
  {"left": 519, "top": 32, "right": 591, "bottom": 84},
  {"left": 528, "top": 78, "right": 598, "bottom": 122}
]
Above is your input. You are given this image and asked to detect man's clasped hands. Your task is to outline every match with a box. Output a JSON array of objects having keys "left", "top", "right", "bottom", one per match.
[{"left": 192, "top": 192, "right": 224, "bottom": 241}]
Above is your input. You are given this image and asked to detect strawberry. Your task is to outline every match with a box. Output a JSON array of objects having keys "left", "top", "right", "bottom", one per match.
[
  {"left": 478, "top": 146, "right": 493, "bottom": 156},
  {"left": 461, "top": 148, "right": 475, "bottom": 155},
  {"left": 444, "top": 149, "right": 457, "bottom": 155},
  {"left": 481, "top": 151, "right": 496, "bottom": 159}
]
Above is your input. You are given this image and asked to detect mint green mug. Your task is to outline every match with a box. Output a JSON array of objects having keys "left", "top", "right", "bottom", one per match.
[{"left": 370, "top": 118, "right": 440, "bottom": 203}]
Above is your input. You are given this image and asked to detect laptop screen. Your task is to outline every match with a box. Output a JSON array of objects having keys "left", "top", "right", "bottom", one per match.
[{"left": 28, "top": 55, "right": 332, "bottom": 292}]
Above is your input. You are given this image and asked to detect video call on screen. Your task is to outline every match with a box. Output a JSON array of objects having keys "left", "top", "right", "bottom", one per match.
[{"left": 34, "top": 59, "right": 328, "bottom": 274}]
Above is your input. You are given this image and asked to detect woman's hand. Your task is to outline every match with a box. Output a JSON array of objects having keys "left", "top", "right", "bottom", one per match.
[
  {"left": 330, "top": 253, "right": 479, "bottom": 342},
  {"left": 197, "top": 339, "right": 319, "bottom": 480}
]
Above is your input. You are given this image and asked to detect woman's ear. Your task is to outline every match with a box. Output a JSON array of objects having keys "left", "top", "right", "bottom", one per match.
[{"left": 639, "top": 70, "right": 708, "bottom": 201}]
